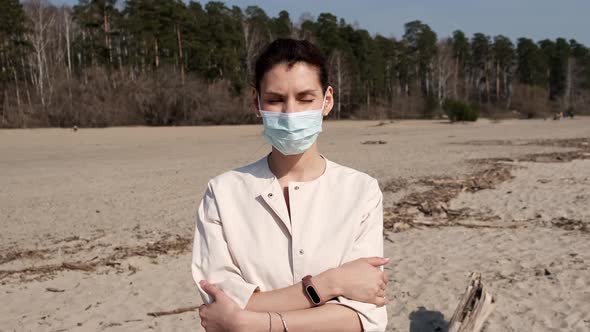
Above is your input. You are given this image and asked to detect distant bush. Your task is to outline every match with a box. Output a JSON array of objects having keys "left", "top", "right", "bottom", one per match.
[{"left": 443, "top": 99, "right": 479, "bottom": 122}]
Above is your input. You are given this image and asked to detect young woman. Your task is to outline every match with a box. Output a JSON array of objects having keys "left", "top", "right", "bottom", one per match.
[{"left": 192, "top": 39, "right": 389, "bottom": 332}]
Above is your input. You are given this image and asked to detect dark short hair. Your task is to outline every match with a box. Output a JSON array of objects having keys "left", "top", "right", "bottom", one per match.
[{"left": 254, "top": 38, "right": 329, "bottom": 94}]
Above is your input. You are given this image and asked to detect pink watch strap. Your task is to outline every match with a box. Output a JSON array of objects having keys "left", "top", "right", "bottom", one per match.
[{"left": 302, "top": 275, "right": 325, "bottom": 306}]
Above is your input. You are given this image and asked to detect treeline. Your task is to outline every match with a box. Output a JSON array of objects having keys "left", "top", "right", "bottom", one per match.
[{"left": 1, "top": 0, "right": 589, "bottom": 128}]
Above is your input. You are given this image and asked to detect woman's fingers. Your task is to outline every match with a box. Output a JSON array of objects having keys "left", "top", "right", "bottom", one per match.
[
  {"left": 200, "top": 280, "right": 222, "bottom": 301},
  {"left": 376, "top": 288, "right": 385, "bottom": 297},
  {"left": 366, "top": 257, "right": 390, "bottom": 267},
  {"left": 374, "top": 295, "right": 388, "bottom": 307}
]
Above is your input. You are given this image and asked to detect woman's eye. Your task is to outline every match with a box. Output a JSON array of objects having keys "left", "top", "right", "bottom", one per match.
[
  {"left": 268, "top": 100, "right": 282, "bottom": 103},
  {"left": 301, "top": 100, "right": 314, "bottom": 103}
]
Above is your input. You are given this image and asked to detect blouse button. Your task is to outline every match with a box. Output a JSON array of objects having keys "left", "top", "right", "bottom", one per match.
[
  {"left": 294, "top": 186, "right": 300, "bottom": 190},
  {"left": 268, "top": 193, "right": 273, "bottom": 198}
]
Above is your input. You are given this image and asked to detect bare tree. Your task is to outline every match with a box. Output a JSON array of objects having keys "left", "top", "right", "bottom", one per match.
[
  {"left": 103, "top": 4, "right": 112, "bottom": 64},
  {"left": 565, "top": 56, "right": 573, "bottom": 109},
  {"left": 62, "top": 6, "right": 72, "bottom": 75},
  {"left": 176, "top": 25, "right": 185, "bottom": 85},
  {"left": 329, "top": 50, "right": 351, "bottom": 119},
  {"left": 435, "top": 39, "right": 454, "bottom": 104},
  {"left": 24, "top": 0, "right": 55, "bottom": 108}
]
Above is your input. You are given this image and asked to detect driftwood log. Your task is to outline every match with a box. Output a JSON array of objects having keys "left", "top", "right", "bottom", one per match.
[
  {"left": 448, "top": 272, "right": 496, "bottom": 332},
  {"left": 147, "top": 305, "right": 199, "bottom": 317}
]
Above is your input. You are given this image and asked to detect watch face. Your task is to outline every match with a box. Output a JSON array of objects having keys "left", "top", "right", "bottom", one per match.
[{"left": 306, "top": 285, "right": 321, "bottom": 304}]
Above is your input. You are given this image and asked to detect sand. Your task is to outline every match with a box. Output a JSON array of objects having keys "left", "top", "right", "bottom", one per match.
[{"left": 1, "top": 117, "right": 589, "bottom": 331}]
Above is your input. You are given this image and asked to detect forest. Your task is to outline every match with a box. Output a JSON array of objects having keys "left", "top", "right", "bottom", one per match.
[{"left": 1, "top": 0, "right": 589, "bottom": 127}]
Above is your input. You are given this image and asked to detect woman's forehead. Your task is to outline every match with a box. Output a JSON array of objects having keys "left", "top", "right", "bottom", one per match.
[{"left": 261, "top": 62, "right": 322, "bottom": 94}]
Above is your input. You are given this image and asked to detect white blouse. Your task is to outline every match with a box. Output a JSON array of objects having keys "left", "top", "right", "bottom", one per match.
[{"left": 191, "top": 154, "right": 387, "bottom": 331}]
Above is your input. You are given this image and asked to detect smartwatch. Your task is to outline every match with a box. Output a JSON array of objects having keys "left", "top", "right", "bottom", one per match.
[{"left": 302, "top": 275, "right": 325, "bottom": 306}]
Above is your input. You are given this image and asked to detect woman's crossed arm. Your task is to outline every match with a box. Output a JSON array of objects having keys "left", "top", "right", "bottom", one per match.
[{"left": 198, "top": 257, "right": 389, "bottom": 332}]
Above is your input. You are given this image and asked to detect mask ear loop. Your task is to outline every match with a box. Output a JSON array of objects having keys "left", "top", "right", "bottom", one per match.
[{"left": 256, "top": 92, "right": 262, "bottom": 118}]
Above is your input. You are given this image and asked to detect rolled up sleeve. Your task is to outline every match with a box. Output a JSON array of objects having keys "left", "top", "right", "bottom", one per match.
[
  {"left": 191, "top": 182, "right": 260, "bottom": 309},
  {"left": 327, "top": 178, "right": 388, "bottom": 332}
]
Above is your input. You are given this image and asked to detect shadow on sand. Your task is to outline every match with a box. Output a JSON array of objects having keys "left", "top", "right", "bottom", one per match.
[{"left": 409, "top": 306, "right": 448, "bottom": 332}]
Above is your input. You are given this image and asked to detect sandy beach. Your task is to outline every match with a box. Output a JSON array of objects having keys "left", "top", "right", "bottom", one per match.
[{"left": 1, "top": 118, "right": 589, "bottom": 331}]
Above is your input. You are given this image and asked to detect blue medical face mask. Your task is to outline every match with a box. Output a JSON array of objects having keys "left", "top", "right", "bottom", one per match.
[{"left": 258, "top": 91, "right": 328, "bottom": 156}]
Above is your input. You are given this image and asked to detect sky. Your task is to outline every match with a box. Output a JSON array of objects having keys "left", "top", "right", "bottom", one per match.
[{"left": 53, "top": 0, "right": 590, "bottom": 45}]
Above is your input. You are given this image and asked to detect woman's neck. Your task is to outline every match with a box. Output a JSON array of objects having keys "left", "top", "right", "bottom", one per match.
[{"left": 267, "top": 144, "right": 325, "bottom": 182}]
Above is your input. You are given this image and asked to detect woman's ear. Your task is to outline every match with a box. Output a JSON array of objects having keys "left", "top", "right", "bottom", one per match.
[
  {"left": 251, "top": 87, "right": 261, "bottom": 118},
  {"left": 323, "top": 86, "right": 334, "bottom": 116}
]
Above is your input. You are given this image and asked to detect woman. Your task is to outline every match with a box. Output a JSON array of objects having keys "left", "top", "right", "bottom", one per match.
[{"left": 192, "top": 39, "right": 389, "bottom": 332}]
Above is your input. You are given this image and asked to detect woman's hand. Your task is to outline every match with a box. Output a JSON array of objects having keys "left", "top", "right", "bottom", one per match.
[
  {"left": 329, "top": 257, "right": 390, "bottom": 306},
  {"left": 198, "top": 280, "right": 248, "bottom": 332}
]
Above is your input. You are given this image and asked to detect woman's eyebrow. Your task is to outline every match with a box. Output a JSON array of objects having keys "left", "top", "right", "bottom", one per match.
[
  {"left": 263, "top": 91, "right": 284, "bottom": 97},
  {"left": 296, "top": 89, "right": 318, "bottom": 97}
]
